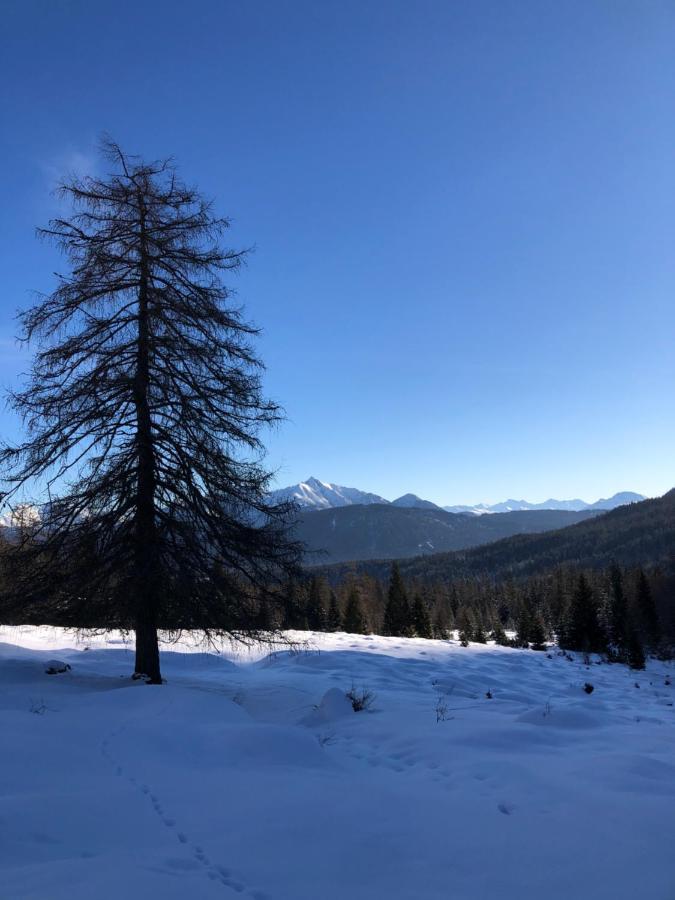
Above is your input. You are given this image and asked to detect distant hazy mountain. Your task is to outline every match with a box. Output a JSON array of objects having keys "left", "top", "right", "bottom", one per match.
[
  {"left": 589, "top": 491, "right": 646, "bottom": 510},
  {"left": 268, "top": 477, "right": 388, "bottom": 511},
  {"left": 443, "top": 491, "right": 645, "bottom": 515},
  {"left": 391, "top": 493, "right": 441, "bottom": 510},
  {"left": 295, "top": 505, "right": 600, "bottom": 564}
]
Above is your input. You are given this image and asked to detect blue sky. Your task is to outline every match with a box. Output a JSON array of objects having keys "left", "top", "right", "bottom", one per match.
[{"left": 1, "top": 0, "right": 674, "bottom": 505}]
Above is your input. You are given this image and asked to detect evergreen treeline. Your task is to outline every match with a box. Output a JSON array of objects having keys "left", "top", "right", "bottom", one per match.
[
  {"left": 256, "top": 563, "right": 672, "bottom": 668},
  {"left": 3, "top": 520, "right": 672, "bottom": 669}
]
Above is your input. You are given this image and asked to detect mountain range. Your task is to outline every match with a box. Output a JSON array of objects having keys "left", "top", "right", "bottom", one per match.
[
  {"left": 1, "top": 478, "right": 650, "bottom": 570},
  {"left": 319, "top": 489, "right": 675, "bottom": 583},
  {"left": 443, "top": 492, "right": 645, "bottom": 515},
  {"left": 270, "top": 476, "right": 644, "bottom": 515}
]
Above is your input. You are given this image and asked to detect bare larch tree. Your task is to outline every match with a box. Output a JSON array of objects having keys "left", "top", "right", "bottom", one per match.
[{"left": 0, "top": 139, "right": 300, "bottom": 682}]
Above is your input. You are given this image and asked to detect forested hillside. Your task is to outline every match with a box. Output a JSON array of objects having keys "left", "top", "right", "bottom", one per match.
[
  {"left": 293, "top": 504, "right": 600, "bottom": 563},
  {"left": 234, "top": 492, "right": 675, "bottom": 663},
  {"left": 319, "top": 490, "right": 675, "bottom": 582}
]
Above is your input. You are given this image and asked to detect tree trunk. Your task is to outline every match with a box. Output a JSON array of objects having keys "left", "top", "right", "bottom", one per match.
[
  {"left": 135, "top": 615, "right": 161, "bottom": 683},
  {"left": 132, "top": 192, "right": 162, "bottom": 684}
]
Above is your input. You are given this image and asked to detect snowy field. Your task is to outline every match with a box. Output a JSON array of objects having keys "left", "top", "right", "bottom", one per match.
[{"left": 1, "top": 627, "right": 674, "bottom": 900}]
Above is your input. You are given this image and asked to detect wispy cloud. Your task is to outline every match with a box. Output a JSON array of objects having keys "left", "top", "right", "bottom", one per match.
[
  {"left": 32, "top": 143, "right": 100, "bottom": 222},
  {"left": 39, "top": 146, "right": 98, "bottom": 192}
]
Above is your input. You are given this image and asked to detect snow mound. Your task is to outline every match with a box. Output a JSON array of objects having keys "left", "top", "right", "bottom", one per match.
[
  {"left": 45, "top": 659, "right": 71, "bottom": 675},
  {"left": 517, "top": 706, "right": 602, "bottom": 729},
  {"left": 300, "top": 686, "right": 354, "bottom": 726}
]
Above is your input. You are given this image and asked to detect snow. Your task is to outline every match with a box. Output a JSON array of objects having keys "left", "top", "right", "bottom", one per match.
[
  {"left": 263, "top": 479, "right": 645, "bottom": 515},
  {"left": 443, "top": 492, "right": 647, "bottom": 515},
  {"left": 269, "top": 477, "right": 389, "bottom": 510},
  {"left": 1, "top": 626, "right": 674, "bottom": 899}
]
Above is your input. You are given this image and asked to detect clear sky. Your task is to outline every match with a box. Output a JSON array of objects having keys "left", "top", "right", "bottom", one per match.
[{"left": 1, "top": 0, "right": 674, "bottom": 506}]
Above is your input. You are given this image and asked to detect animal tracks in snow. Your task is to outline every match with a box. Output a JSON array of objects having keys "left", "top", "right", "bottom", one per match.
[
  {"left": 100, "top": 719, "right": 269, "bottom": 899},
  {"left": 340, "top": 733, "right": 518, "bottom": 816},
  {"left": 341, "top": 734, "right": 456, "bottom": 789}
]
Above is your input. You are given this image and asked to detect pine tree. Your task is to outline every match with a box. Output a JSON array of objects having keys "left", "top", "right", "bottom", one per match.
[
  {"left": 626, "top": 621, "right": 646, "bottom": 670},
  {"left": 449, "top": 585, "right": 459, "bottom": 620},
  {"left": 607, "top": 564, "right": 628, "bottom": 658},
  {"left": 472, "top": 609, "right": 488, "bottom": 643},
  {"left": 254, "top": 591, "right": 274, "bottom": 630},
  {"left": 457, "top": 606, "right": 475, "bottom": 646},
  {"left": 497, "top": 600, "right": 510, "bottom": 628},
  {"left": 432, "top": 602, "right": 451, "bottom": 639},
  {"left": 490, "top": 615, "right": 509, "bottom": 646},
  {"left": 515, "top": 603, "right": 533, "bottom": 648},
  {"left": 551, "top": 567, "right": 570, "bottom": 639},
  {"left": 0, "top": 140, "right": 300, "bottom": 682},
  {"left": 283, "top": 579, "right": 307, "bottom": 630},
  {"left": 561, "top": 574, "right": 605, "bottom": 654},
  {"left": 343, "top": 587, "right": 367, "bottom": 634},
  {"left": 383, "top": 563, "right": 412, "bottom": 637},
  {"left": 412, "top": 594, "right": 432, "bottom": 639},
  {"left": 529, "top": 615, "right": 548, "bottom": 652},
  {"left": 326, "top": 591, "right": 342, "bottom": 632},
  {"left": 305, "top": 576, "right": 327, "bottom": 632},
  {"left": 635, "top": 569, "right": 660, "bottom": 650}
]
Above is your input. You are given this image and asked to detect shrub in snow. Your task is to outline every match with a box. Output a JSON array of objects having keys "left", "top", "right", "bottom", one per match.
[
  {"left": 583, "top": 682, "right": 594, "bottom": 694},
  {"left": 435, "top": 695, "right": 449, "bottom": 722},
  {"left": 346, "top": 685, "right": 376, "bottom": 712},
  {"left": 231, "top": 686, "right": 245, "bottom": 706},
  {"left": 44, "top": 660, "right": 70, "bottom": 675}
]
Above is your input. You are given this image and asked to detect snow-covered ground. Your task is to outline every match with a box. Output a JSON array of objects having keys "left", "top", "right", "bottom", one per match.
[{"left": 1, "top": 627, "right": 674, "bottom": 900}]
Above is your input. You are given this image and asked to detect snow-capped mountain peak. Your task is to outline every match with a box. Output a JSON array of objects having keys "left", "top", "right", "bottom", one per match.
[
  {"left": 443, "top": 491, "right": 646, "bottom": 515},
  {"left": 268, "top": 479, "right": 646, "bottom": 515},
  {"left": 269, "top": 478, "right": 389, "bottom": 511}
]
